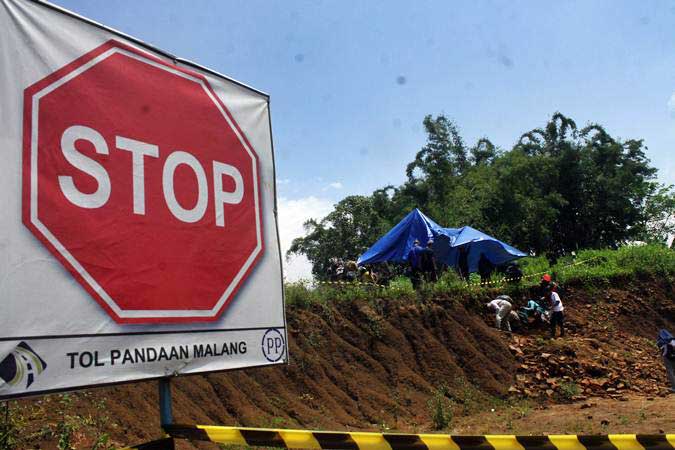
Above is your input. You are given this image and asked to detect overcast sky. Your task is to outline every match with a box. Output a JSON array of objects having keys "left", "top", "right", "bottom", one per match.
[{"left": 55, "top": 0, "right": 675, "bottom": 280}]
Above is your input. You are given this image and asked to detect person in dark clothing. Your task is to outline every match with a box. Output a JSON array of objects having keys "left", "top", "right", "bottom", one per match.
[
  {"left": 420, "top": 239, "right": 438, "bottom": 282},
  {"left": 376, "top": 262, "right": 393, "bottom": 286},
  {"left": 407, "top": 239, "right": 425, "bottom": 289},
  {"left": 457, "top": 246, "right": 469, "bottom": 281},
  {"left": 327, "top": 257, "right": 341, "bottom": 281},
  {"left": 504, "top": 262, "right": 523, "bottom": 283},
  {"left": 344, "top": 260, "right": 358, "bottom": 282},
  {"left": 477, "top": 253, "right": 494, "bottom": 284}
]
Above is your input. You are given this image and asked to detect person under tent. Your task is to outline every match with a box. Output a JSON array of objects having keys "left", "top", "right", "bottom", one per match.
[
  {"left": 420, "top": 239, "right": 438, "bottom": 282},
  {"left": 478, "top": 253, "right": 494, "bottom": 283},
  {"left": 486, "top": 295, "right": 513, "bottom": 332},
  {"left": 457, "top": 246, "right": 469, "bottom": 281},
  {"left": 407, "top": 239, "right": 425, "bottom": 289}
]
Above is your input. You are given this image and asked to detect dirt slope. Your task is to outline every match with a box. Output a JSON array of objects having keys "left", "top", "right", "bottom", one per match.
[{"left": 6, "top": 276, "right": 674, "bottom": 449}]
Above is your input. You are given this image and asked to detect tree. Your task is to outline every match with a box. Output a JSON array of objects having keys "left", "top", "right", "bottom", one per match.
[
  {"left": 575, "top": 126, "right": 657, "bottom": 248},
  {"left": 470, "top": 138, "right": 498, "bottom": 165},
  {"left": 483, "top": 147, "right": 564, "bottom": 255},
  {"left": 287, "top": 196, "right": 390, "bottom": 280},
  {"left": 503, "top": 115, "right": 657, "bottom": 256},
  {"left": 289, "top": 112, "right": 664, "bottom": 276},
  {"left": 404, "top": 115, "right": 468, "bottom": 213},
  {"left": 641, "top": 184, "right": 675, "bottom": 245}
]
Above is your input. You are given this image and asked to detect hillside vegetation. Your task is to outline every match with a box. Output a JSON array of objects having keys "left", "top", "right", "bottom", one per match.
[
  {"left": 1, "top": 246, "right": 673, "bottom": 449},
  {"left": 285, "top": 244, "right": 675, "bottom": 305}
]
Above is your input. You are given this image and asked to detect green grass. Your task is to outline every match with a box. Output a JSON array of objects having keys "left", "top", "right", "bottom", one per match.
[
  {"left": 284, "top": 244, "right": 675, "bottom": 308},
  {"left": 557, "top": 245, "right": 675, "bottom": 283}
]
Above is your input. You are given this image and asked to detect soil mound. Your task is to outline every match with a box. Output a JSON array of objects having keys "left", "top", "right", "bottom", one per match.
[{"left": 8, "top": 276, "right": 674, "bottom": 449}]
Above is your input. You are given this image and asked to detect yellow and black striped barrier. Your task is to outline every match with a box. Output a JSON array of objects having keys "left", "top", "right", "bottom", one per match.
[
  {"left": 463, "top": 256, "right": 603, "bottom": 289},
  {"left": 317, "top": 280, "right": 381, "bottom": 287},
  {"left": 162, "top": 424, "right": 675, "bottom": 450}
]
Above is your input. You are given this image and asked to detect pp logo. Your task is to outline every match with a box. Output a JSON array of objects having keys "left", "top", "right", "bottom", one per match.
[{"left": 261, "top": 329, "right": 286, "bottom": 362}]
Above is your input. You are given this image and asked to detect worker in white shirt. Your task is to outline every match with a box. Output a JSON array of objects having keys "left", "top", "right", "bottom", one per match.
[
  {"left": 546, "top": 283, "right": 565, "bottom": 338},
  {"left": 486, "top": 295, "right": 513, "bottom": 332}
]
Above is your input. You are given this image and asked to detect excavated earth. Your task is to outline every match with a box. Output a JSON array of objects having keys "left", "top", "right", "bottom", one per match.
[{"left": 5, "top": 276, "right": 674, "bottom": 449}]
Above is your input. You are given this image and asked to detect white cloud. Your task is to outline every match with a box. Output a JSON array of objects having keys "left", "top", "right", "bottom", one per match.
[
  {"left": 668, "top": 92, "right": 675, "bottom": 116},
  {"left": 277, "top": 178, "right": 291, "bottom": 185},
  {"left": 321, "top": 181, "right": 343, "bottom": 191},
  {"left": 277, "top": 196, "right": 333, "bottom": 281}
]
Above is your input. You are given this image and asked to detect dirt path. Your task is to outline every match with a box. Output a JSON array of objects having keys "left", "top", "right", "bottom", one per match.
[{"left": 451, "top": 394, "right": 674, "bottom": 435}]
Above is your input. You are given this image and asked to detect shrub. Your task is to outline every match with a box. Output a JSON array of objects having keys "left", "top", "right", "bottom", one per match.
[
  {"left": 427, "top": 385, "right": 454, "bottom": 430},
  {"left": 559, "top": 381, "right": 580, "bottom": 400},
  {"left": 284, "top": 281, "right": 315, "bottom": 309}
]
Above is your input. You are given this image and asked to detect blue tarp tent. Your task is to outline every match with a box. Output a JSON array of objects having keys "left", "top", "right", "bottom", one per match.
[
  {"left": 358, "top": 209, "right": 526, "bottom": 272},
  {"left": 357, "top": 209, "right": 445, "bottom": 265},
  {"left": 433, "top": 226, "right": 527, "bottom": 273}
]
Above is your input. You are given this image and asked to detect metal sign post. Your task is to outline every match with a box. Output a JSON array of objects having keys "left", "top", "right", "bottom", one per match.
[{"left": 158, "top": 378, "right": 173, "bottom": 426}]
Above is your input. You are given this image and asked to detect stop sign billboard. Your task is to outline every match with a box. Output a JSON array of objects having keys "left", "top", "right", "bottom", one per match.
[
  {"left": 1, "top": 0, "right": 286, "bottom": 400},
  {"left": 23, "top": 40, "right": 262, "bottom": 324}
]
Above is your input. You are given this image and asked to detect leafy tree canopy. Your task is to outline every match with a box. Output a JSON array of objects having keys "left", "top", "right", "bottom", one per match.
[{"left": 289, "top": 112, "right": 667, "bottom": 278}]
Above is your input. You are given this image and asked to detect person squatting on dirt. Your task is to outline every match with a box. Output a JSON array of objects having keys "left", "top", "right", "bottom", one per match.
[
  {"left": 486, "top": 295, "right": 513, "bottom": 332},
  {"left": 519, "top": 299, "right": 549, "bottom": 324},
  {"left": 657, "top": 329, "right": 675, "bottom": 393},
  {"left": 545, "top": 281, "right": 565, "bottom": 338}
]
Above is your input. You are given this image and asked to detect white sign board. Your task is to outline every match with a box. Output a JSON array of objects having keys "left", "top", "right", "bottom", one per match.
[{"left": 0, "top": 0, "right": 287, "bottom": 399}]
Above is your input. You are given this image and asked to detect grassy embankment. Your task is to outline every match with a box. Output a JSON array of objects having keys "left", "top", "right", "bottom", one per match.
[{"left": 285, "top": 244, "right": 675, "bottom": 307}]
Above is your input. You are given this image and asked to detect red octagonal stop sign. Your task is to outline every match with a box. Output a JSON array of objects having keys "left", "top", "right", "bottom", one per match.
[{"left": 22, "top": 40, "right": 263, "bottom": 324}]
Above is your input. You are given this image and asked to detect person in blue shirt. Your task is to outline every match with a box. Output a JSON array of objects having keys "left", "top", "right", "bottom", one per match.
[{"left": 657, "top": 329, "right": 675, "bottom": 393}]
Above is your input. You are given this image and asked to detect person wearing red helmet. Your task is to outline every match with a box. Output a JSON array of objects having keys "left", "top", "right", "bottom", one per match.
[{"left": 539, "top": 273, "right": 558, "bottom": 296}]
